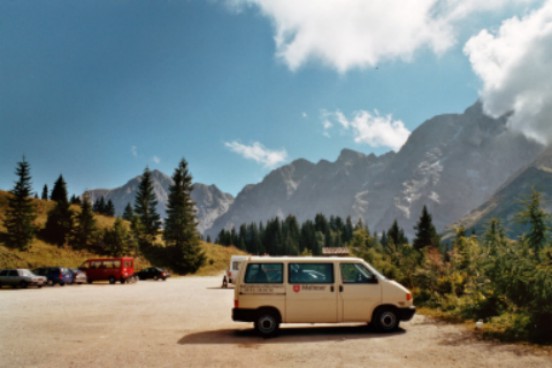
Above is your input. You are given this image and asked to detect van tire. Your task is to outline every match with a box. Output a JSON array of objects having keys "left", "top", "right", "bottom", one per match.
[
  {"left": 254, "top": 310, "right": 280, "bottom": 337},
  {"left": 373, "top": 307, "right": 399, "bottom": 332},
  {"left": 109, "top": 276, "right": 116, "bottom": 284}
]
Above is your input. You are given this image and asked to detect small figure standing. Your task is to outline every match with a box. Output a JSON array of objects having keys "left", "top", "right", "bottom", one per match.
[{"left": 222, "top": 275, "right": 228, "bottom": 288}]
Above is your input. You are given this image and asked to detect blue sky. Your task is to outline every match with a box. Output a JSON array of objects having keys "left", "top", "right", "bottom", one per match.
[{"left": 1, "top": 0, "right": 551, "bottom": 197}]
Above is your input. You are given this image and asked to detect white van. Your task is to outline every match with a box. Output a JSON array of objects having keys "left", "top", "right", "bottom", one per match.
[
  {"left": 226, "top": 255, "right": 248, "bottom": 284},
  {"left": 232, "top": 256, "right": 415, "bottom": 336}
]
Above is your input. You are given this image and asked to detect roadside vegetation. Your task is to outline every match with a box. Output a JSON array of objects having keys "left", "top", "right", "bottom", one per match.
[{"left": 217, "top": 192, "right": 552, "bottom": 344}]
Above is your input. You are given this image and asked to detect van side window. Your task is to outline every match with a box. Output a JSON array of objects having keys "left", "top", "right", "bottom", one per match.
[
  {"left": 340, "top": 263, "right": 377, "bottom": 284},
  {"left": 289, "top": 263, "right": 334, "bottom": 284},
  {"left": 244, "top": 263, "right": 283, "bottom": 284}
]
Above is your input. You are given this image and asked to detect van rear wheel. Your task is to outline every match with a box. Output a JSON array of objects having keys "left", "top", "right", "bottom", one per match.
[
  {"left": 373, "top": 308, "right": 399, "bottom": 332},
  {"left": 254, "top": 310, "right": 279, "bottom": 337},
  {"left": 108, "top": 276, "right": 116, "bottom": 284}
]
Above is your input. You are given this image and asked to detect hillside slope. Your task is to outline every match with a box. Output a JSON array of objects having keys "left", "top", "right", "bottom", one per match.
[{"left": 455, "top": 146, "right": 552, "bottom": 237}]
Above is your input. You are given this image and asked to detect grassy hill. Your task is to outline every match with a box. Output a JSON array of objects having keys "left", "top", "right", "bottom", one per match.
[{"left": 0, "top": 190, "right": 245, "bottom": 274}]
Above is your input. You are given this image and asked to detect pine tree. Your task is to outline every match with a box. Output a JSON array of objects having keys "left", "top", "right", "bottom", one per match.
[
  {"left": 72, "top": 196, "right": 98, "bottom": 249},
  {"left": 413, "top": 206, "right": 439, "bottom": 250},
  {"left": 93, "top": 197, "right": 106, "bottom": 214},
  {"left": 103, "top": 218, "right": 136, "bottom": 256},
  {"left": 122, "top": 203, "right": 134, "bottom": 221},
  {"left": 5, "top": 157, "right": 36, "bottom": 250},
  {"left": 133, "top": 168, "right": 161, "bottom": 246},
  {"left": 164, "top": 159, "right": 205, "bottom": 274},
  {"left": 387, "top": 220, "right": 408, "bottom": 247},
  {"left": 105, "top": 200, "right": 115, "bottom": 217},
  {"left": 516, "top": 189, "right": 550, "bottom": 259},
  {"left": 50, "top": 175, "right": 68, "bottom": 202},
  {"left": 43, "top": 175, "right": 74, "bottom": 246},
  {"left": 41, "top": 185, "right": 49, "bottom": 200}
]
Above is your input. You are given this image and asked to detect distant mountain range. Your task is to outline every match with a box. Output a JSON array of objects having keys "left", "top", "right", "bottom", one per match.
[
  {"left": 85, "top": 101, "right": 550, "bottom": 240},
  {"left": 84, "top": 170, "right": 234, "bottom": 235}
]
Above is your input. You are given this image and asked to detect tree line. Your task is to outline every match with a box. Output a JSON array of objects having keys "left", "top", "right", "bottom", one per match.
[
  {"left": 2, "top": 157, "right": 204, "bottom": 274},
  {"left": 215, "top": 205, "right": 438, "bottom": 256}
]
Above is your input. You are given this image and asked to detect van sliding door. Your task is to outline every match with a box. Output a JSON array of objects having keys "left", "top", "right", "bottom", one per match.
[{"left": 285, "top": 263, "right": 338, "bottom": 323}]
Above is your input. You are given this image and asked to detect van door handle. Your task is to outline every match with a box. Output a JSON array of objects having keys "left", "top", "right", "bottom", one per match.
[
  {"left": 339, "top": 285, "right": 344, "bottom": 292},
  {"left": 330, "top": 285, "right": 335, "bottom": 292}
]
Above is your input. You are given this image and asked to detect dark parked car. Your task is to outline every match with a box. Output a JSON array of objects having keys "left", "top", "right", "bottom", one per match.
[
  {"left": 33, "top": 267, "right": 73, "bottom": 286},
  {"left": 69, "top": 268, "right": 87, "bottom": 284},
  {"left": 0, "top": 269, "right": 47, "bottom": 288},
  {"left": 135, "top": 267, "right": 170, "bottom": 281}
]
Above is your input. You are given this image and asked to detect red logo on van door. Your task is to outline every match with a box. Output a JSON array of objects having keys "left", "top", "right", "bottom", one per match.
[{"left": 293, "top": 285, "right": 301, "bottom": 293}]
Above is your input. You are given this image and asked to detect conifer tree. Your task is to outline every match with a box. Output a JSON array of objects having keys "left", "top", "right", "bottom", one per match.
[
  {"left": 105, "top": 200, "right": 116, "bottom": 217},
  {"left": 5, "top": 157, "right": 36, "bottom": 250},
  {"left": 44, "top": 175, "right": 74, "bottom": 246},
  {"left": 50, "top": 175, "right": 68, "bottom": 202},
  {"left": 122, "top": 203, "right": 134, "bottom": 222},
  {"left": 72, "top": 195, "right": 98, "bottom": 249},
  {"left": 413, "top": 206, "right": 439, "bottom": 250},
  {"left": 41, "top": 185, "right": 49, "bottom": 200},
  {"left": 103, "top": 218, "right": 136, "bottom": 256},
  {"left": 387, "top": 220, "right": 408, "bottom": 247},
  {"left": 516, "top": 189, "right": 550, "bottom": 259},
  {"left": 133, "top": 168, "right": 161, "bottom": 245},
  {"left": 164, "top": 159, "right": 205, "bottom": 274}
]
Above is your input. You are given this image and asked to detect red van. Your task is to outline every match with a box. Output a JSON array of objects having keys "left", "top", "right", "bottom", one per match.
[{"left": 80, "top": 257, "right": 135, "bottom": 284}]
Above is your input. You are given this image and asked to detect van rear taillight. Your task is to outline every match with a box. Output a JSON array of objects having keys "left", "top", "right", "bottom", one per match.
[
  {"left": 406, "top": 293, "right": 412, "bottom": 301},
  {"left": 234, "top": 299, "right": 239, "bottom": 308}
]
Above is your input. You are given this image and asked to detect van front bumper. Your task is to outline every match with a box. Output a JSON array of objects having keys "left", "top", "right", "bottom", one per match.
[
  {"left": 232, "top": 308, "right": 257, "bottom": 322},
  {"left": 398, "top": 306, "right": 416, "bottom": 321}
]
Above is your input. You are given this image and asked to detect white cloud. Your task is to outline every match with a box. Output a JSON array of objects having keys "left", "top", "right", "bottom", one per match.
[
  {"left": 464, "top": 0, "right": 552, "bottom": 144},
  {"left": 323, "top": 110, "right": 411, "bottom": 151},
  {"left": 225, "top": 141, "right": 288, "bottom": 167},
  {"left": 228, "top": 0, "right": 534, "bottom": 72},
  {"left": 131, "top": 145, "right": 138, "bottom": 158},
  {"left": 151, "top": 156, "right": 161, "bottom": 165}
]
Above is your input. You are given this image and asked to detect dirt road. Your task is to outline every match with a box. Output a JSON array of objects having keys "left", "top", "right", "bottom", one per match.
[{"left": 0, "top": 276, "right": 550, "bottom": 368}]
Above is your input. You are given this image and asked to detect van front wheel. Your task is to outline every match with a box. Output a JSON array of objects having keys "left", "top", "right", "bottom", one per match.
[
  {"left": 373, "top": 308, "right": 399, "bottom": 332},
  {"left": 254, "top": 310, "right": 279, "bottom": 337}
]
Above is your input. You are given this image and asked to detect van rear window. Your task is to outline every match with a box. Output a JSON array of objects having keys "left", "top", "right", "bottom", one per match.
[
  {"left": 244, "top": 263, "right": 283, "bottom": 284},
  {"left": 289, "top": 263, "right": 334, "bottom": 284}
]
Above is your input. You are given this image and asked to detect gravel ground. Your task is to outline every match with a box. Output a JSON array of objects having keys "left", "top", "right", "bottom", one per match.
[{"left": 0, "top": 276, "right": 550, "bottom": 368}]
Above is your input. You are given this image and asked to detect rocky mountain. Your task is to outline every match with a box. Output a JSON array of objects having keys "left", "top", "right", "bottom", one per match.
[
  {"left": 454, "top": 146, "right": 552, "bottom": 237},
  {"left": 84, "top": 170, "right": 234, "bottom": 234},
  {"left": 205, "top": 102, "right": 545, "bottom": 239}
]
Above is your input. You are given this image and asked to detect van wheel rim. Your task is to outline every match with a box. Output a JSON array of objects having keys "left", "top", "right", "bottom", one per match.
[
  {"left": 380, "top": 311, "right": 397, "bottom": 329},
  {"left": 257, "top": 316, "right": 276, "bottom": 334}
]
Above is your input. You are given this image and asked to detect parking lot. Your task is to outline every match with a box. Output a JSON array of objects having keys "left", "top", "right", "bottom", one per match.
[{"left": 0, "top": 276, "right": 550, "bottom": 368}]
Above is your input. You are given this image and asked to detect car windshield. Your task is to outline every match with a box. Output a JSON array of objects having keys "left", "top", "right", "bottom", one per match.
[{"left": 20, "top": 269, "right": 34, "bottom": 277}]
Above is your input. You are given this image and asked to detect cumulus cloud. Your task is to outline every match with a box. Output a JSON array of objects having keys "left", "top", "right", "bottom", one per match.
[
  {"left": 225, "top": 141, "right": 288, "bottom": 167},
  {"left": 228, "top": 0, "right": 534, "bottom": 72},
  {"left": 464, "top": 0, "right": 552, "bottom": 144},
  {"left": 323, "top": 110, "right": 411, "bottom": 151}
]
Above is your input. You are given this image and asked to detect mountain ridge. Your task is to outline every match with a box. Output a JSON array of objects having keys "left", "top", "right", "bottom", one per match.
[{"left": 205, "top": 102, "right": 545, "bottom": 239}]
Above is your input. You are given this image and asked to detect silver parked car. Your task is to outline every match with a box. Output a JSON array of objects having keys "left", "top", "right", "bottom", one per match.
[
  {"left": 0, "top": 269, "right": 47, "bottom": 289},
  {"left": 69, "top": 268, "right": 87, "bottom": 285}
]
